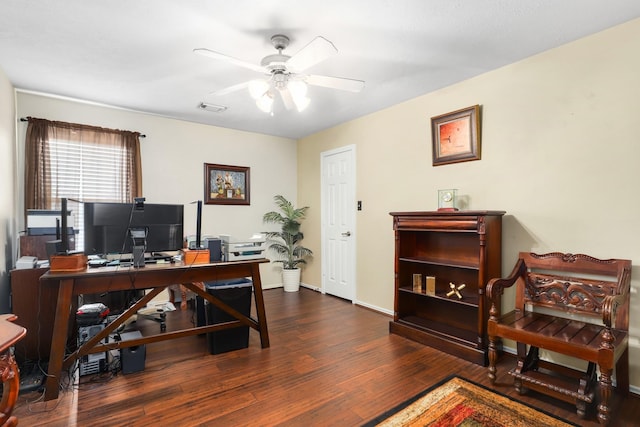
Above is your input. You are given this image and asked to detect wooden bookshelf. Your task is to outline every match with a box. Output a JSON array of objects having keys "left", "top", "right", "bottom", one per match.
[{"left": 389, "top": 210, "right": 505, "bottom": 365}]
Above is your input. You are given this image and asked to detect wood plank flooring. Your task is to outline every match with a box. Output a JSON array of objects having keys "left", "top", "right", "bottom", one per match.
[{"left": 13, "top": 288, "right": 640, "bottom": 426}]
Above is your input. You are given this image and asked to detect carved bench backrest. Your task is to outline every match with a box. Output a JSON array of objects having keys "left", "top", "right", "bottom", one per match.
[{"left": 516, "top": 252, "right": 631, "bottom": 331}]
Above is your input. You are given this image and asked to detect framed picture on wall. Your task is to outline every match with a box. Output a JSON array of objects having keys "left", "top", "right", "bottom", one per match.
[
  {"left": 431, "top": 105, "right": 481, "bottom": 166},
  {"left": 204, "top": 163, "right": 250, "bottom": 205}
]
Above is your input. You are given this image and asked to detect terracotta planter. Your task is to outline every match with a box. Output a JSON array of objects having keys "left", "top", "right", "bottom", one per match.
[{"left": 282, "top": 268, "right": 301, "bottom": 292}]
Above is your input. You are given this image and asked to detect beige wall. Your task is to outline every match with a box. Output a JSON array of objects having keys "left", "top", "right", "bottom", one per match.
[
  {"left": 298, "top": 19, "right": 640, "bottom": 385},
  {"left": 0, "top": 68, "right": 15, "bottom": 312},
  {"left": 15, "top": 92, "right": 299, "bottom": 288},
  {"left": 5, "top": 16, "right": 640, "bottom": 388}
]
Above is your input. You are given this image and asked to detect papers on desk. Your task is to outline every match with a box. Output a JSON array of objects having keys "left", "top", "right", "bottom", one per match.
[{"left": 16, "top": 256, "right": 37, "bottom": 269}]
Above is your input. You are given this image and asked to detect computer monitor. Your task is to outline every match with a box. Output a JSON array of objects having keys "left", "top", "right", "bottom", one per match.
[{"left": 83, "top": 201, "right": 184, "bottom": 256}]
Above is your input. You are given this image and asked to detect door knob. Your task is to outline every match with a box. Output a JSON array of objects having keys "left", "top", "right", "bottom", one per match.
[{"left": 342, "top": 231, "right": 351, "bottom": 237}]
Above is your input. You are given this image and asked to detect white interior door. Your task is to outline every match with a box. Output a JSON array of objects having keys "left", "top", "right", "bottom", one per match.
[{"left": 321, "top": 145, "right": 356, "bottom": 301}]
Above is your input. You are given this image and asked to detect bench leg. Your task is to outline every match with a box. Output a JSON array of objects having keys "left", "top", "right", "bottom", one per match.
[
  {"left": 574, "top": 362, "right": 597, "bottom": 419},
  {"left": 596, "top": 347, "right": 629, "bottom": 425},
  {"left": 513, "top": 343, "right": 537, "bottom": 394},
  {"left": 576, "top": 400, "right": 588, "bottom": 418},
  {"left": 597, "top": 366, "right": 613, "bottom": 425},
  {"left": 488, "top": 335, "right": 499, "bottom": 383}
]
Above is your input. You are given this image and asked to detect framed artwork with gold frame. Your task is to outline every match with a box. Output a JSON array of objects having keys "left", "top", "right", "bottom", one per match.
[
  {"left": 431, "top": 105, "right": 481, "bottom": 166},
  {"left": 204, "top": 163, "right": 250, "bottom": 205}
]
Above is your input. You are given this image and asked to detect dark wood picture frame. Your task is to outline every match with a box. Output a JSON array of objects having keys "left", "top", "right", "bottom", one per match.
[
  {"left": 431, "top": 105, "right": 481, "bottom": 166},
  {"left": 204, "top": 163, "right": 250, "bottom": 205}
]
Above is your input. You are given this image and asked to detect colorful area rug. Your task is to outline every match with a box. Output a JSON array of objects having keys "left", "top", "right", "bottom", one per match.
[{"left": 364, "top": 376, "right": 578, "bottom": 427}]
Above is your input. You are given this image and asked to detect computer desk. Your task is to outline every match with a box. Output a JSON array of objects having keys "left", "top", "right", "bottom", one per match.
[{"left": 40, "top": 258, "right": 270, "bottom": 401}]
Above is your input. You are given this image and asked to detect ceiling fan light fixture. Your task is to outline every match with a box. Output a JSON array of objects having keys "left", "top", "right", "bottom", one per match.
[
  {"left": 287, "top": 80, "right": 307, "bottom": 98},
  {"left": 256, "top": 91, "right": 274, "bottom": 113},
  {"left": 196, "top": 34, "right": 363, "bottom": 115},
  {"left": 294, "top": 96, "right": 310, "bottom": 112},
  {"left": 287, "top": 80, "right": 310, "bottom": 112},
  {"left": 248, "top": 80, "right": 270, "bottom": 100}
]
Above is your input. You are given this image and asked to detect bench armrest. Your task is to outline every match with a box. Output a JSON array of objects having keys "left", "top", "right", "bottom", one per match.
[
  {"left": 601, "top": 293, "right": 626, "bottom": 329},
  {"left": 486, "top": 258, "right": 527, "bottom": 319},
  {"left": 602, "top": 264, "right": 631, "bottom": 333}
]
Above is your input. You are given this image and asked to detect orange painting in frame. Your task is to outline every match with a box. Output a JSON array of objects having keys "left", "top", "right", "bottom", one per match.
[{"left": 431, "top": 105, "right": 481, "bottom": 166}]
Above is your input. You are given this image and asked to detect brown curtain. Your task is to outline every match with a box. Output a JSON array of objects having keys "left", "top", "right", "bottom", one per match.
[{"left": 24, "top": 117, "right": 142, "bottom": 211}]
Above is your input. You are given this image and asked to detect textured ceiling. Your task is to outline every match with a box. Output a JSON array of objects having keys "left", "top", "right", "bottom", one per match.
[{"left": 2, "top": 1, "right": 639, "bottom": 139}]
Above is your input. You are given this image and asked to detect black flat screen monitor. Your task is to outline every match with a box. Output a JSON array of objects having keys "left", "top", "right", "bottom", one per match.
[{"left": 83, "top": 202, "right": 184, "bottom": 256}]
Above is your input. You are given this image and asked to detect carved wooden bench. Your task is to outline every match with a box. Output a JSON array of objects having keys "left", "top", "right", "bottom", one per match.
[
  {"left": 1, "top": 314, "right": 27, "bottom": 427},
  {"left": 486, "top": 252, "right": 631, "bottom": 425}
]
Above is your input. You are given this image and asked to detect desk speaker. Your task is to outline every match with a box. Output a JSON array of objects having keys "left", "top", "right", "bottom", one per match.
[{"left": 208, "top": 238, "right": 222, "bottom": 262}]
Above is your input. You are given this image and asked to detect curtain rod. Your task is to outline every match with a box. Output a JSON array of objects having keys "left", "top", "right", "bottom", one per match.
[{"left": 19, "top": 117, "right": 146, "bottom": 138}]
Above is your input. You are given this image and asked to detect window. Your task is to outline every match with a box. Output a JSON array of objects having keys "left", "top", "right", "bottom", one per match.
[
  {"left": 48, "top": 138, "right": 132, "bottom": 202},
  {"left": 24, "top": 117, "right": 142, "bottom": 250}
]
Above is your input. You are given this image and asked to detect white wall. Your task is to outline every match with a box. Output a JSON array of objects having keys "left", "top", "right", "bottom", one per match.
[
  {"left": 15, "top": 92, "right": 298, "bottom": 287},
  {"left": 298, "top": 19, "right": 640, "bottom": 386},
  {"left": 0, "top": 68, "right": 15, "bottom": 313}
]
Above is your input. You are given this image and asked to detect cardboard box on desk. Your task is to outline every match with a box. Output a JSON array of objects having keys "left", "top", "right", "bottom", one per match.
[
  {"left": 50, "top": 253, "right": 88, "bottom": 272},
  {"left": 180, "top": 248, "right": 210, "bottom": 264}
]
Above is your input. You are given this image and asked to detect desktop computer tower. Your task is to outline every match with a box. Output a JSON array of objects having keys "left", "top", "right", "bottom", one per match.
[{"left": 78, "top": 322, "right": 107, "bottom": 376}]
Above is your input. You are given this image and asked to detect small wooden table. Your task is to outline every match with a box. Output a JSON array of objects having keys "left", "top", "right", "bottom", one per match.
[
  {"left": 40, "top": 259, "right": 270, "bottom": 401},
  {"left": 1, "top": 314, "right": 27, "bottom": 426}
]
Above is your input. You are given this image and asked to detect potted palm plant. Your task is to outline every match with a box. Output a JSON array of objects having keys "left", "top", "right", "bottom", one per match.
[{"left": 263, "top": 195, "right": 313, "bottom": 292}]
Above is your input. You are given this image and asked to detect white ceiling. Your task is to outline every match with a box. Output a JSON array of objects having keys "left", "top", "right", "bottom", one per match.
[{"left": 2, "top": 1, "right": 639, "bottom": 139}]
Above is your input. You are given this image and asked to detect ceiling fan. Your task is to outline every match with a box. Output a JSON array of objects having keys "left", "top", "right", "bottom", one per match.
[{"left": 194, "top": 34, "right": 365, "bottom": 113}]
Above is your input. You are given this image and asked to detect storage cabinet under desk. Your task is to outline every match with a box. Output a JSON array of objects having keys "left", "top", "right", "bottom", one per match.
[
  {"left": 389, "top": 210, "right": 505, "bottom": 365},
  {"left": 9, "top": 268, "right": 131, "bottom": 364},
  {"left": 9, "top": 267, "right": 74, "bottom": 364}
]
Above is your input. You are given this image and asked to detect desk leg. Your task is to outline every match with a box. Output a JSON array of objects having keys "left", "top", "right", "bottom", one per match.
[
  {"left": 251, "top": 263, "right": 270, "bottom": 348},
  {"left": 44, "top": 278, "right": 74, "bottom": 401}
]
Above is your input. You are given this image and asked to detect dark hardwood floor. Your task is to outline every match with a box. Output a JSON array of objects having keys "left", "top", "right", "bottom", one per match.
[{"left": 13, "top": 288, "right": 639, "bottom": 426}]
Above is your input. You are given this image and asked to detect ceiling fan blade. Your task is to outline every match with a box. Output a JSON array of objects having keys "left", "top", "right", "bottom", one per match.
[
  {"left": 306, "top": 74, "right": 365, "bottom": 93},
  {"left": 279, "top": 85, "right": 311, "bottom": 112},
  {"left": 209, "top": 81, "right": 251, "bottom": 96},
  {"left": 286, "top": 36, "right": 338, "bottom": 72},
  {"left": 194, "top": 48, "right": 266, "bottom": 74},
  {"left": 279, "top": 87, "right": 295, "bottom": 110}
]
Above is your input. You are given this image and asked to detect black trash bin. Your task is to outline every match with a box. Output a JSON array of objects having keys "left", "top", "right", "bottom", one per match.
[{"left": 205, "top": 278, "right": 253, "bottom": 354}]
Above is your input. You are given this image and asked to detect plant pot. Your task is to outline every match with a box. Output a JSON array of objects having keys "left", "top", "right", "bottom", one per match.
[{"left": 282, "top": 268, "right": 301, "bottom": 292}]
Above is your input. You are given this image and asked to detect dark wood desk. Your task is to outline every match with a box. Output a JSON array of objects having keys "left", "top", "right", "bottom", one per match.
[
  {"left": 10, "top": 267, "right": 59, "bottom": 363},
  {"left": 40, "top": 259, "right": 270, "bottom": 401}
]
